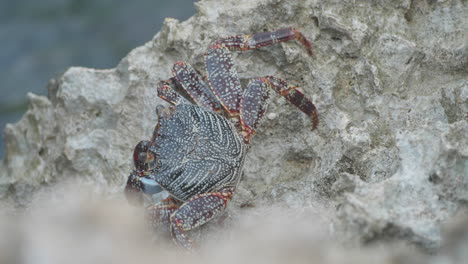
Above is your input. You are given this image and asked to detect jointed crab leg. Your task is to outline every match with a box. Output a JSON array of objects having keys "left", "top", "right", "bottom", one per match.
[
  {"left": 205, "top": 46, "right": 243, "bottom": 115},
  {"left": 205, "top": 27, "right": 314, "bottom": 119},
  {"left": 239, "top": 75, "right": 318, "bottom": 142},
  {"left": 239, "top": 78, "right": 271, "bottom": 141},
  {"left": 170, "top": 187, "right": 234, "bottom": 250},
  {"left": 210, "top": 27, "right": 313, "bottom": 55},
  {"left": 263, "top": 76, "right": 318, "bottom": 129},
  {"left": 157, "top": 77, "right": 190, "bottom": 105},
  {"left": 172, "top": 61, "right": 224, "bottom": 113},
  {"left": 146, "top": 197, "right": 179, "bottom": 233}
]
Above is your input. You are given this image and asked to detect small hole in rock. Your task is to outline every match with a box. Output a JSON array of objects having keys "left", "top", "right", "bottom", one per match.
[{"left": 428, "top": 173, "right": 441, "bottom": 184}]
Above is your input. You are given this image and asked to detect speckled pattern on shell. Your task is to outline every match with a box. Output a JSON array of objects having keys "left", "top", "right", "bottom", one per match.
[{"left": 148, "top": 104, "right": 246, "bottom": 201}]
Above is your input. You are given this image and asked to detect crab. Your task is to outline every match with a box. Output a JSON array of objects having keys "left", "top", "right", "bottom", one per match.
[{"left": 124, "top": 27, "right": 318, "bottom": 250}]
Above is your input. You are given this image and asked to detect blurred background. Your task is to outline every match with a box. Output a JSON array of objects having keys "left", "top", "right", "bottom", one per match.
[{"left": 0, "top": 0, "right": 195, "bottom": 158}]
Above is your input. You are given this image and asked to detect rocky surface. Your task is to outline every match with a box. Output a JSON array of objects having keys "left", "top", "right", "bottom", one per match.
[
  {"left": 0, "top": 0, "right": 195, "bottom": 158},
  {"left": 1, "top": 0, "right": 467, "bottom": 260}
]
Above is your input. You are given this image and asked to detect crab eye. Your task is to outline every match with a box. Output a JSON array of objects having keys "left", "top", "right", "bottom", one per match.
[
  {"left": 134, "top": 152, "right": 148, "bottom": 171},
  {"left": 133, "top": 140, "right": 151, "bottom": 170},
  {"left": 138, "top": 152, "right": 147, "bottom": 163}
]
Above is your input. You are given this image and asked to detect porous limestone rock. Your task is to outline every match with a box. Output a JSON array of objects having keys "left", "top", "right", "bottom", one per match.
[{"left": 1, "top": 0, "right": 467, "bottom": 254}]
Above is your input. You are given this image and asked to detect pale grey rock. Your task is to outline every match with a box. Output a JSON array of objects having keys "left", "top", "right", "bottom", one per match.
[
  {"left": 1, "top": 0, "right": 467, "bottom": 255},
  {"left": 337, "top": 121, "right": 466, "bottom": 251}
]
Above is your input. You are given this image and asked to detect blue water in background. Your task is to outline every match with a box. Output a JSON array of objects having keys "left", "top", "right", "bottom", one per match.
[{"left": 0, "top": 0, "right": 195, "bottom": 158}]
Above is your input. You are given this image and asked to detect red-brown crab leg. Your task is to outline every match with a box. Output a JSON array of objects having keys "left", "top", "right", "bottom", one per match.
[
  {"left": 265, "top": 76, "right": 318, "bottom": 128},
  {"left": 205, "top": 46, "right": 243, "bottom": 115},
  {"left": 169, "top": 187, "right": 234, "bottom": 250},
  {"left": 210, "top": 27, "right": 313, "bottom": 56},
  {"left": 205, "top": 27, "right": 314, "bottom": 118},
  {"left": 157, "top": 77, "right": 190, "bottom": 105},
  {"left": 172, "top": 61, "right": 224, "bottom": 113},
  {"left": 146, "top": 197, "right": 179, "bottom": 233},
  {"left": 240, "top": 76, "right": 318, "bottom": 143},
  {"left": 238, "top": 78, "right": 271, "bottom": 140}
]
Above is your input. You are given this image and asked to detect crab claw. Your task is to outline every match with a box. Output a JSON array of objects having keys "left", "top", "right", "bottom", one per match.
[
  {"left": 140, "top": 177, "right": 164, "bottom": 195},
  {"left": 125, "top": 172, "right": 144, "bottom": 206},
  {"left": 125, "top": 172, "right": 164, "bottom": 206}
]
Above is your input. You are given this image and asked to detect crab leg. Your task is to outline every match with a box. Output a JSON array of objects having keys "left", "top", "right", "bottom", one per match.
[
  {"left": 205, "top": 28, "right": 313, "bottom": 117},
  {"left": 146, "top": 198, "right": 179, "bottom": 233},
  {"left": 239, "top": 78, "right": 271, "bottom": 141},
  {"left": 170, "top": 187, "right": 234, "bottom": 250},
  {"left": 157, "top": 77, "right": 190, "bottom": 105},
  {"left": 240, "top": 76, "right": 318, "bottom": 142},
  {"left": 172, "top": 61, "right": 224, "bottom": 113},
  {"left": 205, "top": 46, "right": 243, "bottom": 115},
  {"left": 210, "top": 27, "right": 313, "bottom": 56},
  {"left": 264, "top": 76, "right": 318, "bottom": 130}
]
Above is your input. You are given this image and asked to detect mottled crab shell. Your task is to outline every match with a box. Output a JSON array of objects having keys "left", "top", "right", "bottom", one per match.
[{"left": 148, "top": 104, "right": 246, "bottom": 202}]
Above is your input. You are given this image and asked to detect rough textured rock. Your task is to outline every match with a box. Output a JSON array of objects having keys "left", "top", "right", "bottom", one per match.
[{"left": 1, "top": 0, "right": 467, "bottom": 257}]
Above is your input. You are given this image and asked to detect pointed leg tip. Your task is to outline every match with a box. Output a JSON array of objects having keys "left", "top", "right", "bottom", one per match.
[
  {"left": 311, "top": 123, "right": 318, "bottom": 131},
  {"left": 171, "top": 222, "right": 196, "bottom": 252},
  {"left": 311, "top": 112, "right": 318, "bottom": 130},
  {"left": 303, "top": 40, "right": 313, "bottom": 56},
  {"left": 174, "top": 61, "right": 185, "bottom": 67},
  {"left": 291, "top": 28, "right": 313, "bottom": 56}
]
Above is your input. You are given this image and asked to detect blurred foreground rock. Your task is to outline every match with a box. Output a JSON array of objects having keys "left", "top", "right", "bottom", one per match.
[{"left": 1, "top": 0, "right": 467, "bottom": 261}]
